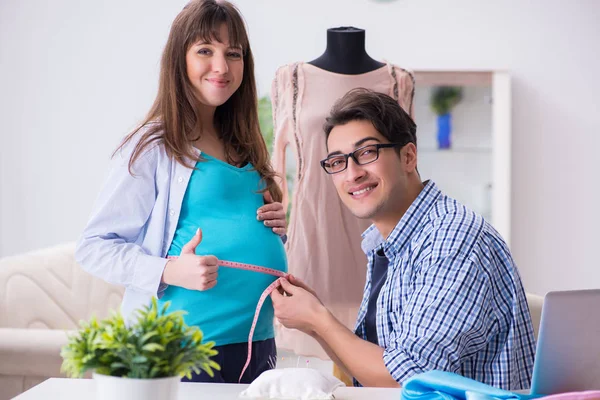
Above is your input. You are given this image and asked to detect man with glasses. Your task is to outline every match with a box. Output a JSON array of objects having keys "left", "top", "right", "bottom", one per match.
[{"left": 271, "top": 88, "right": 536, "bottom": 390}]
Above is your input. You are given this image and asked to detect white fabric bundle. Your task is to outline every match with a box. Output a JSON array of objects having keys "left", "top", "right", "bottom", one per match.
[{"left": 239, "top": 368, "right": 345, "bottom": 400}]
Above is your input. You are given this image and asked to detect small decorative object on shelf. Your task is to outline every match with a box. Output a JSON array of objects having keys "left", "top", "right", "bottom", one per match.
[
  {"left": 430, "top": 86, "right": 463, "bottom": 149},
  {"left": 60, "top": 297, "right": 219, "bottom": 400}
]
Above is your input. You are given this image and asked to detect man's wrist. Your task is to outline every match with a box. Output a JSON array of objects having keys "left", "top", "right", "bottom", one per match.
[{"left": 312, "top": 305, "right": 334, "bottom": 337}]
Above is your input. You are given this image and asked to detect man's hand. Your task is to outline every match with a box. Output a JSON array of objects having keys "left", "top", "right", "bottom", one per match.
[
  {"left": 287, "top": 274, "right": 321, "bottom": 303},
  {"left": 258, "top": 191, "right": 286, "bottom": 236},
  {"left": 271, "top": 277, "right": 326, "bottom": 335},
  {"left": 272, "top": 275, "right": 399, "bottom": 388},
  {"left": 161, "top": 228, "right": 219, "bottom": 291}
]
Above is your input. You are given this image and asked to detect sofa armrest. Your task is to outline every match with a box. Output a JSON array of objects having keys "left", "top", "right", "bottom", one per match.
[{"left": 0, "top": 328, "right": 72, "bottom": 377}]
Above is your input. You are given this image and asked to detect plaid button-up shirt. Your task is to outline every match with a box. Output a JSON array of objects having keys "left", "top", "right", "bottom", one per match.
[{"left": 355, "top": 181, "right": 535, "bottom": 390}]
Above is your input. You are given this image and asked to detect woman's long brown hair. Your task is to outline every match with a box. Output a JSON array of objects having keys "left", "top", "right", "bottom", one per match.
[{"left": 115, "top": 0, "right": 282, "bottom": 202}]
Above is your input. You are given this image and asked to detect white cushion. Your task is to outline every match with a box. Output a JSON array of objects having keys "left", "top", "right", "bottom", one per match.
[{"left": 240, "top": 368, "right": 345, "bottom": 400}]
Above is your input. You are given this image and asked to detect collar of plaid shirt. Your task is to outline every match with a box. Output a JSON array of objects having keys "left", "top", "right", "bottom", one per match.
[{"left": 360, "top": 180, "right": 439, "bottom": 256}]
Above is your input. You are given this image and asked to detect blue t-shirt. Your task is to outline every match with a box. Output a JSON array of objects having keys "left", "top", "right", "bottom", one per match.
[
  {"left": 159, "top": 153, "right": 288, "bottom": 346},
  {"left": 365, "top": 248, "right": 389, "bottom": 345}
]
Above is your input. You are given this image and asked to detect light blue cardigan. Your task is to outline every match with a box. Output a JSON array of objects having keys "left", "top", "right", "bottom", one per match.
[{"left": 76, "top": 127, "right": 220, "bottom": 320}]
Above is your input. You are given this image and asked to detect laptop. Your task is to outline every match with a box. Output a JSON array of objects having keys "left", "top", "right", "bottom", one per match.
[{"left": 530, "top": 289, "right": 600, "bottom": 395}]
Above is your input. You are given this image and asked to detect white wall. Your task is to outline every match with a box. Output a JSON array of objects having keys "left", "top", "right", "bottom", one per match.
[
  {"left": 1, "top": 0, "right": 599, "bottom": 295},
  {"left": 0, "top": 0, "right": 187, "bottom": 258}
]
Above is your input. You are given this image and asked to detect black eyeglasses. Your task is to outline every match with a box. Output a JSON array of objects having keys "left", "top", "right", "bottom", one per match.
[{"left": 320, "top": 143, "right": 404, "bottom": 174}]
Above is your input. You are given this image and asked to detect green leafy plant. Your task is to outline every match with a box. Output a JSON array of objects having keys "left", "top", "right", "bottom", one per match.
[
  {"left": 258, "top": 95, "right": 274, "bottom": 153},
  {"left": 430, "top": 86, "right": 463, "bottom": 115},
  {"left": 60, "top": 298, "right": 220, "bottom": 380},
  {"left": 258, "top": 95, "right": 294, "bottom": 223}
]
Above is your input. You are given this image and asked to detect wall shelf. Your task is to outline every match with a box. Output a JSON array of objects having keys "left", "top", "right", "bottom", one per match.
[
  {"left": 419, "top": 147, "right": 492, "bottom": 153},
  {"left": 413, "top": 70, "right": 511, "bottom": 245},
  {"left": 413, "top": 71, "right": 493, "bottom": 87}
]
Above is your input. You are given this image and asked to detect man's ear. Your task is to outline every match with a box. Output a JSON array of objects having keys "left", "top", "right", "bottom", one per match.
[{"left": 402, "top": 143, "right": 418, "bottom": 172}]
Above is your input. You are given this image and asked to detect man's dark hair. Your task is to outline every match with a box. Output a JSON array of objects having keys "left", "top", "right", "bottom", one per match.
[{"left": 324, "top": 88, "right": 417, "bottom": 148}]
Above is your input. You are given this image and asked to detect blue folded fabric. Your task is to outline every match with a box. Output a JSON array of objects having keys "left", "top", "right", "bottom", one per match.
[{"left": 401, "top": 371, "right": 542, "bottom": 400}]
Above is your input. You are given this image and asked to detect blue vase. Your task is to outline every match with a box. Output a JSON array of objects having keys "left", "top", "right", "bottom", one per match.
[{"left": 437, "top": 113, "right": 452, "bottom": 149}]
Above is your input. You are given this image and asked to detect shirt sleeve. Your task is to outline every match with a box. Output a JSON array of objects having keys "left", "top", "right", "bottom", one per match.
[
  {"left": 383, "top": 251, "right": 498, "bottom": 383},
  {"left": 74, "top": 139, "right": 168, "bottom": 297}
]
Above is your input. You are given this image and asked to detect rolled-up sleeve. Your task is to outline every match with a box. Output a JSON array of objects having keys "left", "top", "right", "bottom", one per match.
[
  {"left": 383, "top": 256, "right": 497, "bottom": 383},
  {"left": 74, "top": 142, "right": 167, "bottom": 297}
]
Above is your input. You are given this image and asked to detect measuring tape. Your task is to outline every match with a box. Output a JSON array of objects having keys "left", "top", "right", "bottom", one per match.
[{"left": 167, "top": 256, "right": 288, "bottom": 382}]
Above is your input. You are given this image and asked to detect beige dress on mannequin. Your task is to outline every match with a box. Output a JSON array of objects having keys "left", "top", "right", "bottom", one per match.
[{"left": 271, "top": 62, "right": 415, "bottom": 359}]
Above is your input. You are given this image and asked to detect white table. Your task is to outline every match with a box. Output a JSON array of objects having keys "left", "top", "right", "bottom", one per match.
[{"left": 13, "top": 378, "right": 402, "bottom": 400}]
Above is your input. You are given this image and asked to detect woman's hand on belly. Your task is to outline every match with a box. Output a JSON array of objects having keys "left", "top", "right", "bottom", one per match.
[
  {"left": 258, "top": 191, "right": 287, "bottom": 236},
  {"left": 161, "top": 228, "right": 219, "bottom": 291}
]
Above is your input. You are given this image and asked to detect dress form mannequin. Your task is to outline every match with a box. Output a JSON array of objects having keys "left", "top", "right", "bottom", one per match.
[
  {"left": 270, "top": 35, "right": 414, "bottom": 383},
  {"left": 308, "top": 27, "right": 384, "bottom": 75}
]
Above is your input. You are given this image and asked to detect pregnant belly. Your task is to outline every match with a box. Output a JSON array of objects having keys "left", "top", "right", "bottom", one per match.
[{"left": 161, "top": 215, "right": 287, "bottom": 345}]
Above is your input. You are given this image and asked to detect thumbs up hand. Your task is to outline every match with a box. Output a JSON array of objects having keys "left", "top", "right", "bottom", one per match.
[{"left": 161, "top": 228, "right": 219, "bottom": 291}]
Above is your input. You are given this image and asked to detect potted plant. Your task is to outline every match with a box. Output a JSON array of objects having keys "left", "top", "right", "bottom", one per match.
[
  {"left": 430, "top": 86, "right": 463, "bottom": 149},
  {"left": 61, "top": 297, "right": 219, "bottom": 400}
]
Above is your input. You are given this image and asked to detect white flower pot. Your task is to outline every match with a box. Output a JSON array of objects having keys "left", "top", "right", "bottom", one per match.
[{"left": 93, "top": 373, "right": 180, "bottom": 400}]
